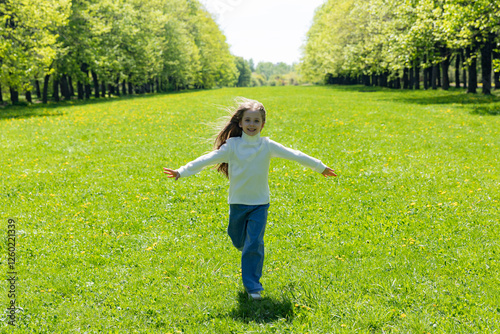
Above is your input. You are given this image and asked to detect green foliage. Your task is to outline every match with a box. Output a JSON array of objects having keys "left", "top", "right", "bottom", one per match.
[
  {"left": 0, "top": 0, "right": 71, "bottom": 90},
  {"left": 248, "top": 62, "right": 302, "bottom": 86},
  {"left": 256, "top": 62, "right": 294, "bottom": 80},
  {"left": 250, "top": 72, "right": 267, "bottom": 87},
  {"left": 1, "top": 86, "right": 499, "bottom": 332},
  {"left": 301, "top": 0, "right": 500, "bottom": 82},
  {"left": 235, "top": 57, "right": 252, "bottom": 87},
  {"left": 0, "top": 0, "right": 237, "bottom": 99}
]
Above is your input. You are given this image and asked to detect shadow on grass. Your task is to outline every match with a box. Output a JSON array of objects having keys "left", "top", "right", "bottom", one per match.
[
  {"left": 0, "top": 106, "right": 66, "bottom": 120},
  {"left": 228, "top": 291, "right": 294, "bottom": 324},
  {"left": 326, "top": 84, "right": 500, "bottom": 115},
  {"left": 392, "top": 91, "right": 500, "bottom": 105},
  {"left": 0, "top": 89, "right": 204, "bottom": 120},
  {"left": 469, "top": 105, "right": 500, "bottom": 116}
]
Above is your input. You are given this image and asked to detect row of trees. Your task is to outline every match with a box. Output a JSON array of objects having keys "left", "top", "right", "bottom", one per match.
[
  {"left": 0, "top": 0, "right": 238, "bottom": 104},
  {"left": 301, "top": 0, "right": 500, "bottom": 94},
  {"left": 235, "top": 59, "right": 302, "bottom": 87}
]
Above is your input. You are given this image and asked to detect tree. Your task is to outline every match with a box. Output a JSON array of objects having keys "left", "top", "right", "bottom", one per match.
[
  {"left": 444, "top": 0, "right": 500, "bottom": 94},
  {"left": 235, "top": 57, "right": 251, "bottom": 87},
  {"left": 301, "top": 0, "right": 500, "bottom": 93},
  {"left": 248, "top": 59, "right": 255, "bottom": 72},
  {"left": 0, "top": 0, "right": 70, "bottom": 102},
  {"left": 1, "top": 0, "right": 239, "bottom": 104}
]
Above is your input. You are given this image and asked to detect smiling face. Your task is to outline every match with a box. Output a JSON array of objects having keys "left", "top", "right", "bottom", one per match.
[{"left": 239, "top": 109, "right": 265, "bottom": 136}]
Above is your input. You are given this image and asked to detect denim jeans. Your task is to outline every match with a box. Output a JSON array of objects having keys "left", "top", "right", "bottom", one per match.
[{"left": 227, "top": 203, "right": 270, "bottom": 293}]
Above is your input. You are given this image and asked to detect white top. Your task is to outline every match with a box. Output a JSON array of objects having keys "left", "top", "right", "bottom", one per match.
[{"left": 177, "top": 132, "right": 327, "bottom": 205}]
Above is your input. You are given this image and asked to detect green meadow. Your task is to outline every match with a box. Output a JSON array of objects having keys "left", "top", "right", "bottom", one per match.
[{"left": 1, "top": 86, "right": 499, "bottom": 333}]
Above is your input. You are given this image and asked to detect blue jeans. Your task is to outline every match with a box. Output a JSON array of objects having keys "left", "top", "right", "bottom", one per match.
[{"left": 227, "top": 203, "right": 270, "bottom": 293}]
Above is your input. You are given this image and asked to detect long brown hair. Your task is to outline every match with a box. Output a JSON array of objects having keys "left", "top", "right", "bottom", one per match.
[{"left": 214, "top": 98, "right": 266, "bottom": 177}]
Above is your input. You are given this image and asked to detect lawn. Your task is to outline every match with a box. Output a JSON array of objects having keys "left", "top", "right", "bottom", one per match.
[{"left": 1, "top": 85, "right": 499, "bottom": 333}]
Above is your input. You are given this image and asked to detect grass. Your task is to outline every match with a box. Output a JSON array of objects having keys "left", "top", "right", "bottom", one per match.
[{"left": 1, "top": 85, "right": 499, "bottom": 333}]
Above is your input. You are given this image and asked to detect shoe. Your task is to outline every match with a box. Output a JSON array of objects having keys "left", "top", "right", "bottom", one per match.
[{"left": 248, "top": 291, "right": 262, "bottom": 300}]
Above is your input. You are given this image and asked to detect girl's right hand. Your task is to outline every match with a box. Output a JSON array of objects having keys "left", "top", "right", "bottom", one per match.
[
  {"left": 163, "top": 168, "right": 180, "bottom": 181},
  {"left": 322, "top": 167, "right": 337, "bottom": 177}
]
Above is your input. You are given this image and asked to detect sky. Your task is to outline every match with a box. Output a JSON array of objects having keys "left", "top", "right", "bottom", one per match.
[{"left": 198, "top": 0, "right": 326, "bottom": 65}]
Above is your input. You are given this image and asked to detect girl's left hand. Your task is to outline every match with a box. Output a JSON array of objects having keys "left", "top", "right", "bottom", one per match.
[
  {"left": 322, "top": 167, "right": 337, "bottom": 177},
  {"left": 163, "top": 168, "right": 180, "bottom": 181}
]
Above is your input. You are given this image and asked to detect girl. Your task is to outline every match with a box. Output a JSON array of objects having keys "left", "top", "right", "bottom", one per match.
[{"left": 164, "top": 98, "right": 336, "bottom": 300}]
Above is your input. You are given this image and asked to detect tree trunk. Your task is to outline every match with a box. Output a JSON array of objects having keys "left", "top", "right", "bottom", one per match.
[
  {"left": 77, "top": 81, "right": 84, "bottom": 100},
  {"left": 440, "top": 47, "right": 450, "bottom": 90},
  {"left": 461, "top": 50, "right": 467, "bottom": 89},
  {"left": 35, "top": 80, "right": 41, "bottom": 99},
  {"left": 68, "top": 76, "right": 74, "bottom": 97},
  {"left": 403, "top": 68, "right": 409, "bottom": 89},
  {"left": 128, "top": 81, "right": 133, "bottom": 95},
  {"left": 100, "top": 82, "right": 106, "bottom": 98},
  {"left": 9, "top": 87, "right": 19, "bottom": 104},
  {"left": 91, "top": 71, "right": 99, "bottom": 98},
  {"left": 437, "top": 64, "right": 442, "bottom": 87},
  {"left": 409, "top": 66, "right": 414, "bottom": 89},
  {"left": 423, "top": 65, "right": 429, "bottom": 89},
  {"left": 25, "top": 90, "right": 32, "bottom": 103},
  {"left": 480, "top": 38, "right": 493, "bottom": 95},
  {"left": 494, "top": 50, "right": 500, "bottom": 89},
  {"left": 455, "top": 53, "right": 461, "bottom": 88},
  {"left": 431, "top": 64, "right": 438, "bottom": 90},
  {"left": 52, "top": 77, "right": 60, "bottom": 102},
  {"left": 80, "top": 63, "right": 91, "bottom": 99},
  {"left": 380, "top": 72, "right": 388, "bottom": 87},
  {"left": 10, "top": 87, "right": 19, "bottom": 104},
  {"left": 466, "top": 47, "right": 477, "bottom": 93},
  {"left": 85, "top": 83, "right": 91, "bottom": 99},
  {"left": 60, "top": 74, "right": 71, "bottom": 100},
  {"left": 42, "top": 74, "right": 50, "bottom": 104},
  {"left": 414, "top": 62, "right": 420, "bottom": 89},
  {"left": 114, "top": 77, "right": 120, "bottom": 96},
  {"left": 363, "top": 75, "right": 370, "bottom": 86},
  {"left": 0, "top": 84, "right": 3, "bottom": 103},
  {"left": 122, "top": 80, "right": 126, "bottom": 95}
]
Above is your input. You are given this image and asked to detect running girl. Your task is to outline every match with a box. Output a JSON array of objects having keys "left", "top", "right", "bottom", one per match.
[{"left": 164, "top": 98, "right": 336, "bottom": 300}]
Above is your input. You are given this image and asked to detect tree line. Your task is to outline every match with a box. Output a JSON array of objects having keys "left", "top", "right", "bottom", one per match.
[
  {"left": 301, "top": 0, "right": 500, "bottom": 94},
  {"left": 235, "top": 58, "right": 302, "bottom": 87},
  {"left": 0, "top": 0, "right": 238, "bottom": 104}
]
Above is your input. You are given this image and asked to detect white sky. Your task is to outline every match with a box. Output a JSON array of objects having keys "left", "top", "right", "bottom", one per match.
[{"left": 199, "top": 0, "right": 326, "bottom": 65}]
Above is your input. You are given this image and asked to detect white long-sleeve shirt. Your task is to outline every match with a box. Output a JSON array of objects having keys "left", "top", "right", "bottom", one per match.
[{"left": 177, "top": 132, "right": 327, "bottom": 205}]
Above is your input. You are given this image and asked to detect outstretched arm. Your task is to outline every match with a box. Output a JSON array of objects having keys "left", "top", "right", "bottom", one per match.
[
  {"left": 163, "top": 142, "right": 231, "bottom": 180},
  {"left": 321, "top": 167, "right": 337, "bottom": 177},
  {"left": 269, "top": 140, "right": 335, "bottom": 176},
  {"left": 163, "top": 168, "right": 180, "bottom": 181}
]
